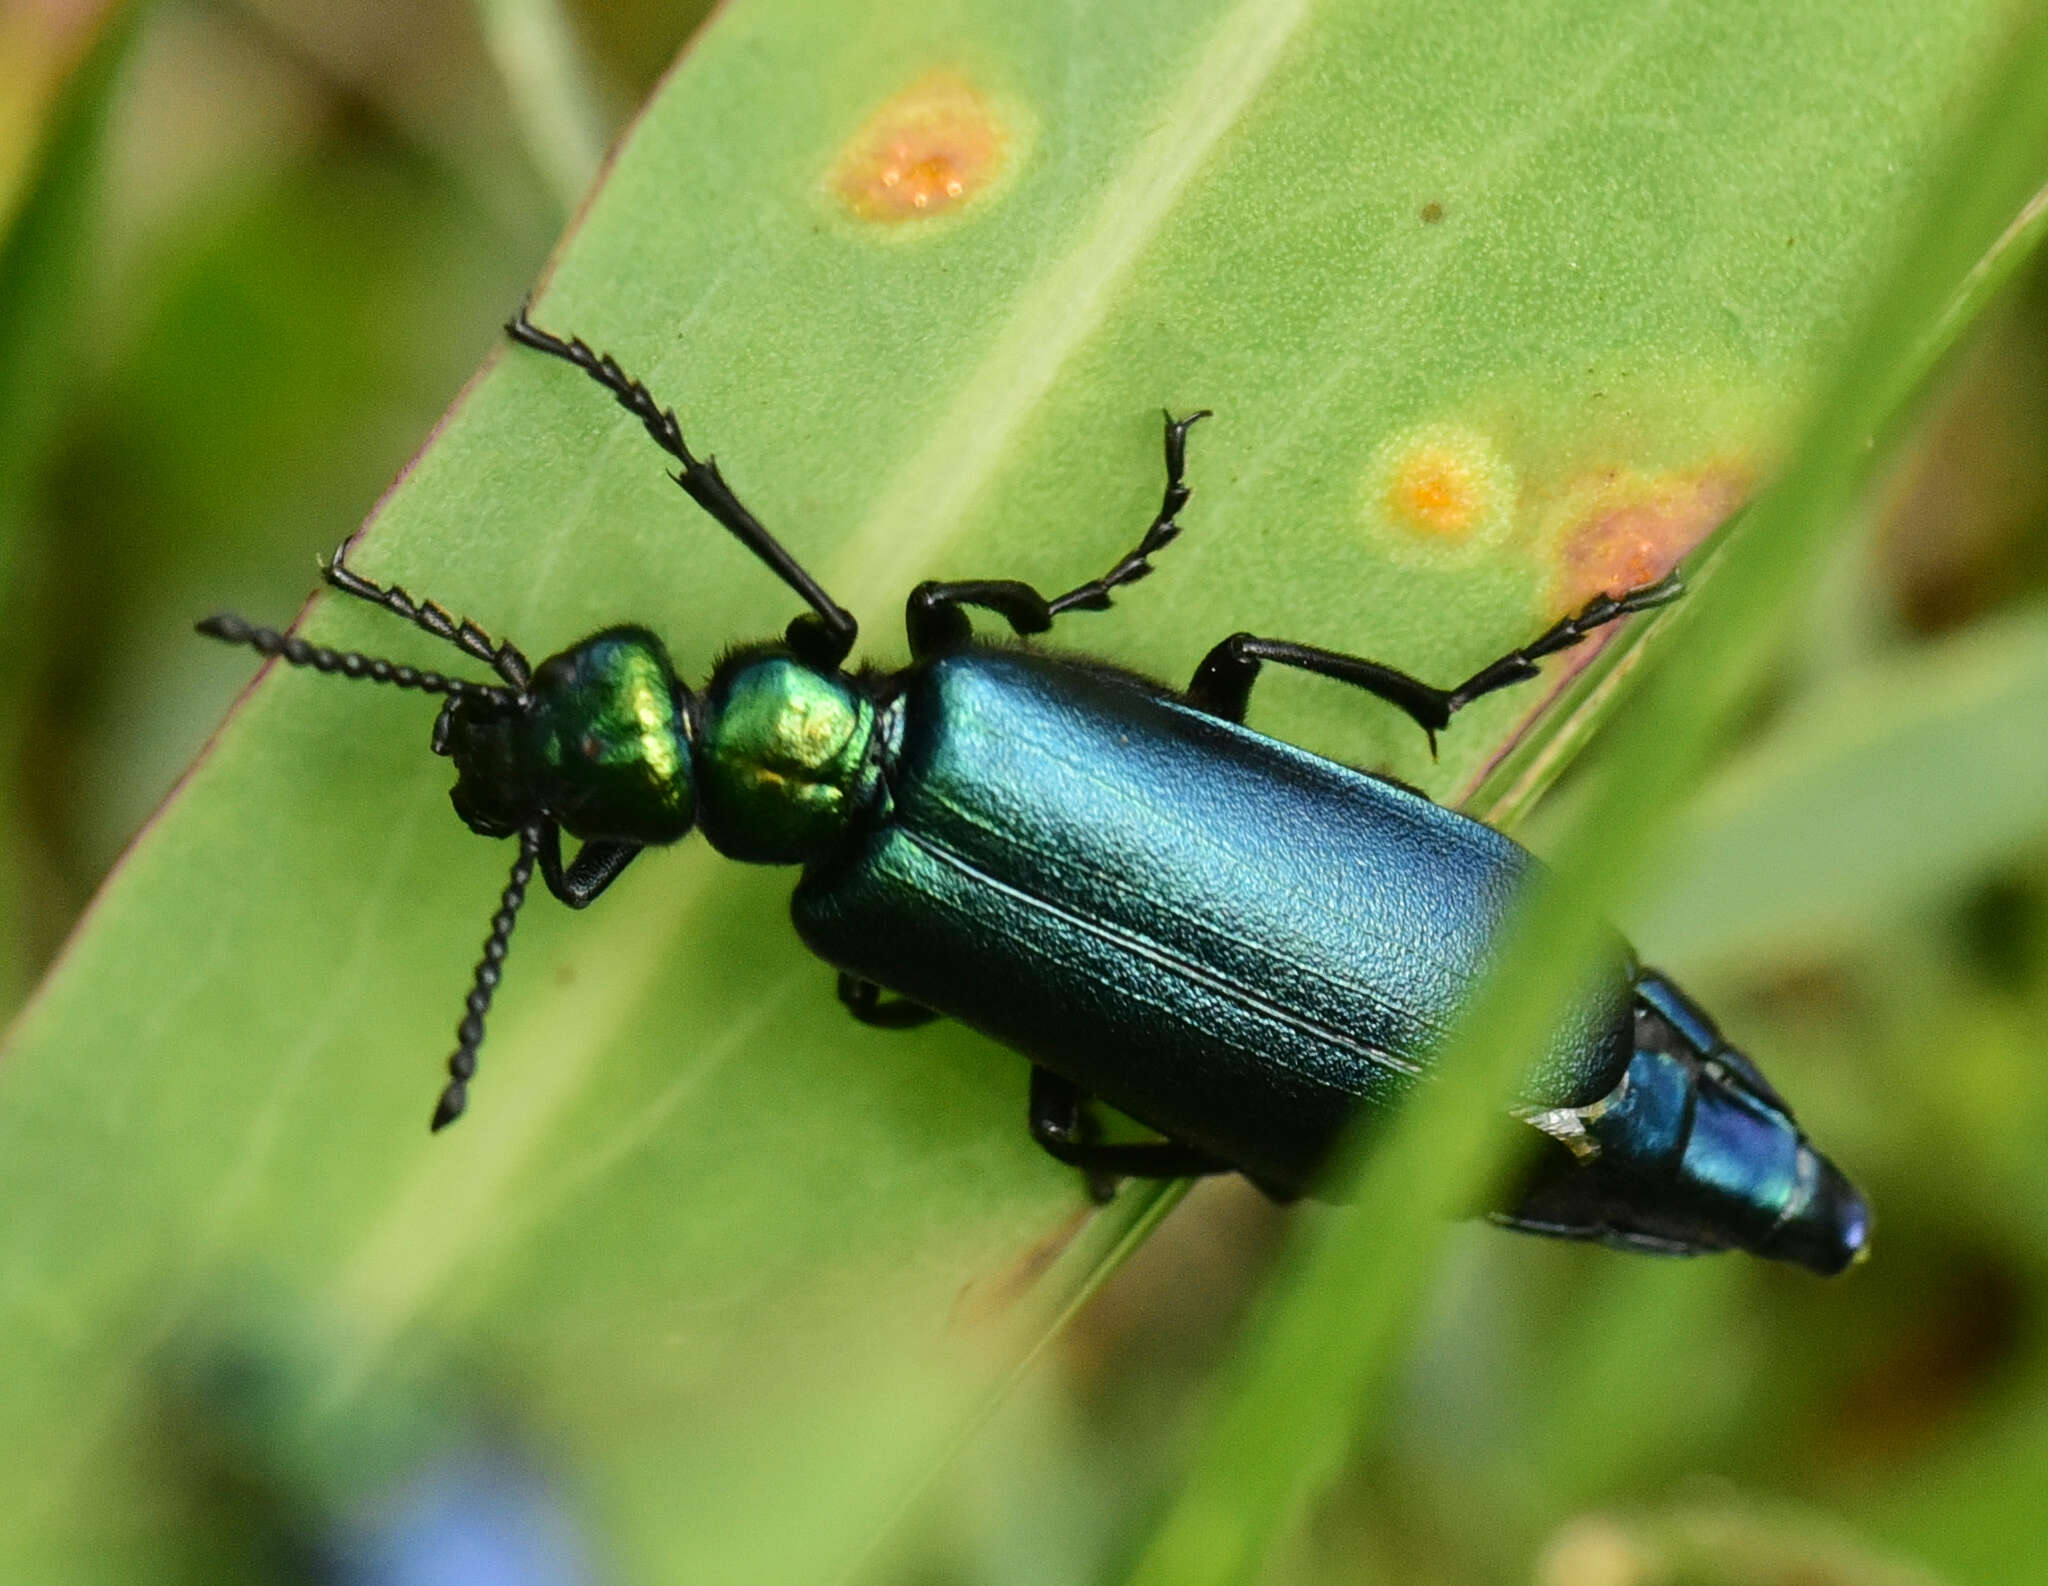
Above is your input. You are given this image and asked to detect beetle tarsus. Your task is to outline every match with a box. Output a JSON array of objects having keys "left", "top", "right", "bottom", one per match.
[
  {"left": 1184, "top": 570, "right": 1685, "bottom": 740},
  {"left": 534, "top": 826, "right": 641, "bottom": 909}
]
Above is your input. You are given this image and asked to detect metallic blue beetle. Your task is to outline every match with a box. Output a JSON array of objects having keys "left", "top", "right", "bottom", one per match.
[{"left": 200, "top": 309, "right": 1869, "bottom": 1277}]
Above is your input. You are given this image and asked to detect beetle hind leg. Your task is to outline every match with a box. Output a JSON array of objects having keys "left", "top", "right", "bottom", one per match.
[
  {"left": 1028, "top": 1067, "right": 1229, "bottom": 1201},
  {"left": 1185, "top": 572, "right": 1683, "bottom": 753}
]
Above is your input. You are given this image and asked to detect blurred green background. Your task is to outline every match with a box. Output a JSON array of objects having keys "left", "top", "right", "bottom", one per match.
[{"left": 4, "top": 2, "right": 2048, "bottom": 1583}]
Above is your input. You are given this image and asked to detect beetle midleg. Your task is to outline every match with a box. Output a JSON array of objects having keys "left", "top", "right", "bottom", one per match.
[
  {"left": 836, "top": 972, "right": 940, "bottom": 1029},
  {"left": 1185, "top": 572, "right": 1684, "bottom": 753},
  {"left": 1027, "top": 1067, "right": 1229, "bottom": 1201},
  {"left": 904, "top": 578, "right": 1054, "bottom": 656},
  {"left": 904, "top": 410, "right": 1210, "bottom": 658}
]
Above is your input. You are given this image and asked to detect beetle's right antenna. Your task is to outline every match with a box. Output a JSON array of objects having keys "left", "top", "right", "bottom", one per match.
[
  {"left": 323, "top": 550, "right": 533, "bottom": 691},
  {"left": 432, "top": 823, "right": 543, "bottom": 1131},
  {"left": 196, "top": 614, "right": 519, "bottom": 708},
  {"left": 506, "top": 306, "right": 860, "bottom": 670}
]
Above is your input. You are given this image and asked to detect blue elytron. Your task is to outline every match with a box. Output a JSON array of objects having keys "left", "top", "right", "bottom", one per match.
[{"left": 200, "top": 309, "right": 1869, "bottom": 1276}]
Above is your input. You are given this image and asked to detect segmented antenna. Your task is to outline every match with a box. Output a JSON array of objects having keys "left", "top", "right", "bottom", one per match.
[
  {"left": 195, "top": 614, "right": 519, "bottom": 707},
  {"left": 431, "top": 824, "right": 542, "bottom": 1131},
  {"left": 324, "top": 550, "right": 532, "bottom": 691}
]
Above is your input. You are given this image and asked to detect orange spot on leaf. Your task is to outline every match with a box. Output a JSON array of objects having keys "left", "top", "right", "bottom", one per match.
[
  {"left": 1557, "top": 468, "right": 1746, "bottom": 606},
  {"left": 1389, "top": 446, "right": 1484, "bottom": 536},
  {"left": 830, "top": 71, "right": 1007, "bottom": 224},
  {"left": 1367, "top": 425, "right": 1514, "bottom": 564}
]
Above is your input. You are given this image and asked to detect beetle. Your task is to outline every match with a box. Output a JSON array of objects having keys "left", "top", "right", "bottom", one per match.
[{"left": 198, "top": 308, "right": 1869, "bottom": 1276}]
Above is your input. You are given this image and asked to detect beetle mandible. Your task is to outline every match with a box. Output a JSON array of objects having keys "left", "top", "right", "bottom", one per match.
[{"left": 198, "top": 308, "right": 1870, "bottom": 1276}]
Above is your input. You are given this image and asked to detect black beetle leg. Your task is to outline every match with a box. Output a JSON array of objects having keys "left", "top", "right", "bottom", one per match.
[
  {"left": 1028, "top": 1066, "right": 1228, "bottom": 1201},
  {"left": 1185, "top": 571, "right": 1684, "bottom": 754},
  {"left": 836, "top": 972, "right": 940, "bottom": 1029},
  {"left": 534, "top": 823, "right": 642, "bottom": 909},
  {"left": 906, "top": 410, "right": 1211, "bottom": 659}
]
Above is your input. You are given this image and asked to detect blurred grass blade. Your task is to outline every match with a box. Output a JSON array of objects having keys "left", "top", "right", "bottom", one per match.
[
  {"left": 1122, "top": 13, "right": 2048, "bottom": 1586},
  {"left": 1912, "top": 177, "right": 2048, "bottom": 400},
  {"left": 0, "top": 0, "right": 138, "bottom": 602},
  {"left": 1538, "top": 1500, "right": 1950, "bottom": 1586},
  {"left": 1634, "top": 602, "right": 2048, "bottom": 971},
  {"left": 0, "top": 5, "right": 139, "bottom": 1008},
  {"left": 471, "top": 0, "right": 609, "bottom": 214}
]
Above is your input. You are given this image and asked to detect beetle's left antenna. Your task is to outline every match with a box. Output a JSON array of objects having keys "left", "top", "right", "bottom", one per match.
[
  {"left": 432, "top": 823, "right": 543, "bottom": 1131},
  {"left": 196, "top": 614, "right": 519, "bottom": 708}
]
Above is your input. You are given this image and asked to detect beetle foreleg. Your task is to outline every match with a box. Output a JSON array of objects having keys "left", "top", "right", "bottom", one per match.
[
  {"left": 836, "top": 972, "right": 940, "bottom": 1029},
  {"left": 535, "top": 825, "right": 641, "bottom": 909},
  {"left": 1027, "top": 1067, "right": 1228, "bottom": 1201},
  {"left": 507, "top": 308, "right": 858, "bottom": 669}
]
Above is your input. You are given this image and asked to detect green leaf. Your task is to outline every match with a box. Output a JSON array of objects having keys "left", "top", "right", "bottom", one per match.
[{"left": 0, "top": 1, "right": 2032, "bottom": 1580}]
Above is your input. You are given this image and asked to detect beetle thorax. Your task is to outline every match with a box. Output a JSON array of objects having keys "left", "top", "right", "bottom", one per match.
[{"left": 694, "top": 651, "right": 881, "bottom": 865}]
